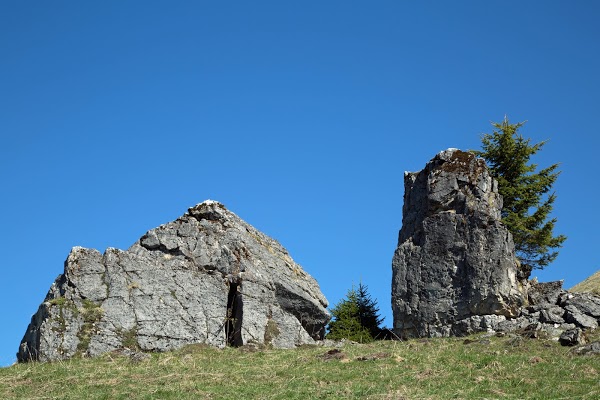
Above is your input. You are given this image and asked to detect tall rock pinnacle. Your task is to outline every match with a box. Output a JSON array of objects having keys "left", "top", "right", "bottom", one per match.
[
  {"left": 391, "top": 149, "right": 526, "bottom": 338},
  {"left": 18, "top": 200, "right": 330, "bottom": 362}
]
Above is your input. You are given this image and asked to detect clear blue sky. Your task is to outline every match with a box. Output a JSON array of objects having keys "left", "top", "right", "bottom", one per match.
[{"left": 1, "top": 1, "right": 599, "bottom": 366}]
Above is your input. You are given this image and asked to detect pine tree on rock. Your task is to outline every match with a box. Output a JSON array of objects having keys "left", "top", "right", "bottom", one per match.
[
  {"left": 474, "top": 116, "right": 566, "bottom": 274},
  {"left": 326, "top": 283, "right": 383, "bottom": 343}
]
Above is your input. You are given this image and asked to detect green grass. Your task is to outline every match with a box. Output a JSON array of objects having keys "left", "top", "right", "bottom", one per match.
[
  {"left": 1, "top": 333, "right": 599, "bottom": 399},
  {"left": 571, "top": 270, "right": 600, "bottom": 295}
]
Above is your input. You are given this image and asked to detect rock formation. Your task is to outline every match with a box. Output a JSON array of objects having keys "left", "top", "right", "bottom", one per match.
[
  {"left": 392, "top": 149, "right": 525, "bottom": 338},
  {"left": 18, "top": 200, "right": 330, "bottom": 362},
  {"left": 391, "top": 149, "right": 600, "bottom": 341}
]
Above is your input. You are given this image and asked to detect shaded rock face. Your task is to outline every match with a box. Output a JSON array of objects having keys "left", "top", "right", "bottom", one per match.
[
  {"left": 18, "top": 201, "right": 330, "bottom": 362},
  {"left": 477, "top": 284, "right": 600, "bottom": 339},
  {"left": 391, "top": 149, "right": 600, "bottom": 342},
  {"left": 392, "top": 149, "right": 526, "bottom": 338}
]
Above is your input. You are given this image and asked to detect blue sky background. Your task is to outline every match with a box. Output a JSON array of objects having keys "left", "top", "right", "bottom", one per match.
[{"left": 1, "top": 1, "right": 599, "bottom": 366}]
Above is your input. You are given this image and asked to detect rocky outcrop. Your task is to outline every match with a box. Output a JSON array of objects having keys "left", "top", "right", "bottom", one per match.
[
  {"left": 18, "top": 200, "right": 330, "bottom": 362},
  {"left": 460, "top": 282, "right": 600, "bottom": 338},
  {"left": 391, "top": 149, "right": 600, "bottom": 341},
  {"left": 392, "top": 149, "right": 525, "bottom": 338}
]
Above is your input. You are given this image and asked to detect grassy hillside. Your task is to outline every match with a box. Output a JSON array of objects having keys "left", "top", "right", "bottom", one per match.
[
  {"left": 1, "top": 332, "right": 599, "bottom": 400},
  {"left": 571, "top": 270, "right": 600, "bottom": 295}
]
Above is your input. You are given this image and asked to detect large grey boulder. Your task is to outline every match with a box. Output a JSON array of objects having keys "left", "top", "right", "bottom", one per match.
[
  {"left": 18, "top": 200, "right": 330, "bottom": 362},
  {"left": 392, "top": 149, "right": 526, "bottom": 338}
]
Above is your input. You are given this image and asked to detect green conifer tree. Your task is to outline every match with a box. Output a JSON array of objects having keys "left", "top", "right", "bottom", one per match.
[
  {"left": 326, "top": 283, "right": 383, "bottom": 343},
  {"left": 474, "top": 116, "right": 566, "bottom": 273}
]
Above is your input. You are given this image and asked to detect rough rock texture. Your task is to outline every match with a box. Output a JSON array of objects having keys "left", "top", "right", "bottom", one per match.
[
  {"left": 391, "top": 149, "right": 600, "bottom": 342},
  {"left": 559, "top": 328, "right": 586, "bottom": 346},
  {"left": 18, "top": 201, "right": 330, "bottom": 362},
  {"left": 392, "top": 149, "right": 525, "bottom": 338},
  {"left": 572, "top": 341, "right": 600, "bottom": 356},
  {"left": 474, "top": 285, "right": 599, "bottom": 339}
]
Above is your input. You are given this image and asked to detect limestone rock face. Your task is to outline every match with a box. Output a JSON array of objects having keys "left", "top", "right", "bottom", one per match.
[
  {"left": 392, "top": 149, "right": 526, "bottom": 338},
  {"left": 18, "top": 201, "right": 330, "bottom": 362}
]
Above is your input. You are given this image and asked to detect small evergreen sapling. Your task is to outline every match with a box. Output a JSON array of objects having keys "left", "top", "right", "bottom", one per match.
[{"left": 326, "top": 283, "right": 383, "bottom": 343}]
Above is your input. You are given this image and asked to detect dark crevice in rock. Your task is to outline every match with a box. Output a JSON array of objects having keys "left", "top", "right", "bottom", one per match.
[
  {"left": 140, "top": 238, "right": 198, "bottom": 267},
  {"left": 155, "top": 244, "right": 188, "bottom": 259},
  {"left": 225, "top": 280, "right": 243, "bottom": 347},
  {"left": 518, "top": 263, "right": 533, "bottom": 281}
]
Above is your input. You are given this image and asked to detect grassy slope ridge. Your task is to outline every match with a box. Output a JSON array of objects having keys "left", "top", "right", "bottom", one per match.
[
  {"left": 1, "top": 333, "right": 599, "bottom": 400},
  {"left": 571, "top": 270, "right": 600, "bottom": 295}
]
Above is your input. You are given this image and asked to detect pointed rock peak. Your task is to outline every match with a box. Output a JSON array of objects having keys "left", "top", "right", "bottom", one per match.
[
  {"left": 187, "top": 199, "right": 230, "bottom": 221},
  {"left": 436, "top": 147, "right": 461, "bottom": 159},
  {"left": 191, "top": 199, "right": 226, "bottom": 210},
  {"left": 18, "top": 200, "right": 330, "bottom": 362},
  {"left": 200, "top": 199, "right": 222, "bottom": 206}
]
